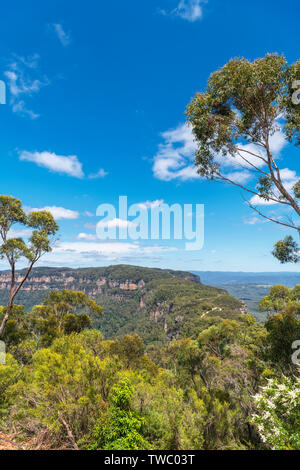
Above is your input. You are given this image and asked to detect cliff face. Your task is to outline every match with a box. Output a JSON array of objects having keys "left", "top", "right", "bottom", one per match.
[
  {"left": 0, "top": 265, "right": 200, "bottom": 296},
  {"left": 0, "top": 272, "right": 175, "bottom": 299},
  {"left": 0, "top": 265, "right": 244, "bottom": 345}
]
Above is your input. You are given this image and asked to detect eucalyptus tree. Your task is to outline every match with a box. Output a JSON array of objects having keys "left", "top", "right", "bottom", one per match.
[
  {"left": 0, "top": 195, "right": 59, "bottom": 336},
  {"left": 186, "top": 54, "right": 300, "bottom": 263}
]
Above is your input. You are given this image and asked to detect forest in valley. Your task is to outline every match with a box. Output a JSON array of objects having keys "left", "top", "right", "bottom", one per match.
[{"left": 0, "top": 272, "right": 300, "bottom": 450}]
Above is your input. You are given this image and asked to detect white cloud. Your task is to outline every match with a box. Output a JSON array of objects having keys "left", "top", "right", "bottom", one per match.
[
  {"left": 83, "top": 211, "right": 94, "bottom": 217},
  {"left": 52, "top": 241, "right": 177, "bottom": 257},
  {"left": 7, "top": 228, "right": 33, "bottom": 239},
  {"left": 217, "top": 125, "right": 287, "bottom": 173},
  {"left": 19, "top": 150, "right": 84, "bottom": 178},
  {"left": 153, "top": 123, "right": 200, "bottom": 181},
  {"left": 224, "top": 171, "right": 252, "bottom": 184},
  {"left": 243, "top": 216, "right": 261, "bottom": 225},
  {"left": 34, "top": 240, "right": 178, "bottom": 266},
  {"left": 153, "top": 122, "right": 288, "bottom": 184},
  {"left": 249, "top": 196, "right": 276, "bottom": 206},
  {"left": 173, "top": 0, "right": 204, "bottom": 21},
  {"left": 29, "top": 206, "right": 79, "bottom": 220},
  {"left": 279, "top": 168, "right": 298, "bottom": 181},
  {"left": 51, "top": 24, "right": 71, "bottom": 46},
  {"left": 19, "top": 150, "right": 109, "bottom": 181},
  {"left": 137, "top": 200, "right": 164, "bottom": 210},
  {"left": 88, "top": 168, "right": 108, "bottom": 179},
  {"left": 4, "top": 70, "right": 42, "bottom": 97},
  {"left": 4, "top": 54, "right": 48, "bottom": 118},
  {"left": 55, "top": 241, "right": 139, "bottom": 256},
  {"left": 76, "top": 233, "right": 98, "bottom": 241},
  {"left": 224, "top": 142, "right": 266, "bottom": 169},
  {"left": 11, "top": 101, "right": 39, "bottom": 119},
  {"left": 269, "top": 128, "right": 287, "bottom": 155},
  {"left": 97, "top": 218, "right": 137, "bottom": 229}
]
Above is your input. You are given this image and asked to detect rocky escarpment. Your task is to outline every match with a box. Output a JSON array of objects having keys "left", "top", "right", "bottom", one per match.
[
  {"left": 0, "top": 265, "right": 200, "bottom": 309},
  {"left": 0, "top": 265, "right": 200, "bottom": 290},
  {"left": 0, "top": 272, "right": 144, "bottom": 294},
  {"left": 0, "top": 264, "right": 244, "bottom": 345}
]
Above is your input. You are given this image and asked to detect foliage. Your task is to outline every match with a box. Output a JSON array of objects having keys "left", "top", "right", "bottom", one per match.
[
  {"left": 0, "top": 289, "right": 103, "bottom": 348},
  {"left": 90, "top": 378, "right": 150, "bottom": 450},
  {"left": 0, "top": 276, "right": 299, "bottom": 450},
  {"left": 272, "top": 236, "right": 300, "bottom": 264},
  {"left": 252, "top": 376, "right": 300, "bottom": 449},
  {"left": 0, "top": 195, "right": 59, "bottom": 336},
  {"left": 28, "top": 290, "right": 103, "bottom": 346},
  {"left": 259, "top": 285, "right": 300, "bottom": 375},
  {"left": 186, "top": 54, "right": 300, "bottom": 263}
]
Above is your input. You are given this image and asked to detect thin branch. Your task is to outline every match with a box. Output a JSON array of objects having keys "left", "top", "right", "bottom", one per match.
[
  {"left": 234, "top": 150, "right": 269, "bottom": 175},
  {"left": 214, "top": 171, "right": 291, "bottom": 205},
  {"left": 264, "top": 133, "right": 300, "bottom": 216},
  {"left": 247, "top": 202, "right": 299, "bottom": 231},
  {"left": 235, "top": 146, "right": 268, "bottom": 165},
  {"left": 58, "top": 414, "right": 79, "bottom": 451}
]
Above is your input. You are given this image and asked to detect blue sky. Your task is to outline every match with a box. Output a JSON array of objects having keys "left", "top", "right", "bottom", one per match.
[{"left": 0, "top": 0, "right": 299, "bottom": 272}]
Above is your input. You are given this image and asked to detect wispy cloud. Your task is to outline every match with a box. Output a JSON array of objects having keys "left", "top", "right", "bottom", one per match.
[
  {"left": 160, "top": 0, "right": 205, "bottom": 22},
  {"left": 137, "top": 200, "right": 164, "bottom": 210},
  {"left": 88, "top": 168, "right": 108, "bottom": 179},
  {"left": 97, "top": 218, "right": 137, "bottom": 229},
  {"left": 224, "top": 171, "right": 252, "bottom": 184},
  {"left": 83, "top": 211, "right": 94, "bottom": 217},
  {"left": 243, "top": 216, "right": 262, "bottom": 225},
  {"left": 28, "top": 206, "right": 79, "bottom": 220},
  {"left": 51, "top": 23, "right": 71, "bottom": 47},
  {"left": 19, "top": 150, "right": 84, "bottom": 178},
  {"left": 7, "top": 228, "right": 33, "bottom": 239},
  {"left": 47, "top": 241, "right": 177, "bottom": 266},
  {"left": 173, "top": 0, "right": 204, "bottom": 21},
  {"left": 4, "top": 54, "right": 48, "bottom": 118},
  {"left": 76, "top": 233, "right": 98, "bottom": 241},
  {"left": 12, "top": 101, "right": 39, "bottom": 119}
]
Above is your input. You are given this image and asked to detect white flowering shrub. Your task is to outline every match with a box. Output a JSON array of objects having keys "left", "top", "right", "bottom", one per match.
[{"left": 252, "top": 376, "right": 300, "bottom": 449}]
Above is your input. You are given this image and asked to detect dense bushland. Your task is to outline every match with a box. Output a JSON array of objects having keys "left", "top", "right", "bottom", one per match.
[{"left": 0, "top": 284, "right": 299, "bottom": 450}]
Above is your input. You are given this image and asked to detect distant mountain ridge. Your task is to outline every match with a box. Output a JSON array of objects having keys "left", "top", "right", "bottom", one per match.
[
  {"left": 192, "top": 271, "right": 300, "bottom": 322},
  {"left": 192, "top": 271, "right": 300, "bottom": 287}
]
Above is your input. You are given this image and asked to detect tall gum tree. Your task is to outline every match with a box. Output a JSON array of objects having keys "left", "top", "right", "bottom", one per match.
[
  {"left": 186, "top": 54, "right": 300, "bottom": 263},
  {"left": 0, "top": 195, "right": 59, "bottom": 336}
]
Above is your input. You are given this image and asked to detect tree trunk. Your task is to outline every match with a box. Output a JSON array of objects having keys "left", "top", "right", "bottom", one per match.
[
  {"left": 0, "top": 303, "right": 12, "bottom": 337},
  {"left": 0, "top": 260, "right": 35, "bottom": 337}
]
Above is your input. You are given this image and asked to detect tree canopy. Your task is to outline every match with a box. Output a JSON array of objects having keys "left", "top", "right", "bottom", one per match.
[
  {"left": 186, "top": 54, "right": 300, "bottom": 263},
  {"left": 0, "top": 195, "right": 59, "bottom": 336}
]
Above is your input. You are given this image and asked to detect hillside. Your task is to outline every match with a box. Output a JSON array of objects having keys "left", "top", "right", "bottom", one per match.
[
  {"left": 193, "top": 271, "right": 300, "bottom": 322},
  {"left": 0, "top": 265, "right": 244, "bottom": 346}
]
